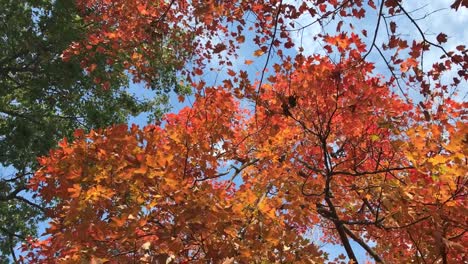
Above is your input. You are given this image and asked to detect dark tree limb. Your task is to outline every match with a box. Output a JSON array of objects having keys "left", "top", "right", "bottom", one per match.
[
  {"left": 361, "top": 0, "right": 385, "bottom": 61},
  {"left": 342, "top": 225, "right": 385, "bottom": 263},
  {"left": 14, "top": 196, "right": 46, "bottom": 213},
  {"left": 0, "top": 187, "right": 26, "bottom": 201},
  {"left": 325, "top": 197, "right": 358, "bottom": 263}
]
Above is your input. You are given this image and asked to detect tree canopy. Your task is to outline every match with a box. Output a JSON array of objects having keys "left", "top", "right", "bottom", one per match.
[
  {"left": 0, "top": 0, "right": 180, "bottom": 261},
  {"left": 11, "top": 0, "right": 468, "bottom": 263}
]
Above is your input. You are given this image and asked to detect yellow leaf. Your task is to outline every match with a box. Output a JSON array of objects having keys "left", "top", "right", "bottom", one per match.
[{"left": 141, "top": 241, "right": 151, "bottom": 250}]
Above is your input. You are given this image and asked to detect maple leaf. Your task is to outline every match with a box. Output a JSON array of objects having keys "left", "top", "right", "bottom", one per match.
[
  {"left": 401, "top": 57, "right": 418, "bottom": 72},
  {"left": 137, "top": 4, "right": 148, "bottom": 15},
  {"left": 213, "top": 43, "right": 227, "bottom": 53},
  {"left": 236, "top": 35, "right": 245, "bottom": 43},
  {"left": 227, "top": 69, "right": 236, "bottom": 77},
  {"left": 253, "top": 49, "right": 265, "bottom": 56},
  {"left": 436, "top": 33, "right": 448, "bottom": 44},
  {"left": 451, "top": 0, "right": 468, "bottom": 10}
]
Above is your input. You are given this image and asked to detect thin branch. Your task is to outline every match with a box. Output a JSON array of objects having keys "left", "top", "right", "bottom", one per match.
[
  {"left": 374, "top": 44, "right": 410, "bottom": 103},
  {"left": 448, "top": 230, "right": 466, "bottom": 240},
  {"left": 337, "top": 218, "right": 384, "bottom": 226},
  {"left": 0, "top": 187, "right": 26, "bottom": 201},
  {"left": 256, "top": 0, "right": 283, "bottom": 98},
  {"left": 413, "top": 8, "right": 447, "bottom": 21},
  {"left": 225, "top": 158, "right": 260, "bottom": 190},
  {"left": 1, "top": 172, "right": 34, "bottom": 182},
  {"left": 239, "top": 183, "right": 273, "bottom": 239},
  {"left": 397, "top": 3, "right": 465, "bottom": 71},
  {"left": 297, "top": 158, "right": 323, "bottom": 174},
  {"left": 9, "top": 235, "right": 19, "bottom": 264},
  {"left": 0, "top": 109, "right": 44, "bottom": 126},
  {"left": 283, "top": 0, "right": 352, "bottom": 32},
  {"left": 332, "top": 166, "right": 412, "bottom": 177},
  {"left": 0, "top": 226, "right": 25, "bottom": 240},
  {"left": 407, "top": 230, "right": 427, "bottom": 264},
  {"left": 382, "top": 4, "right": 429, "bottom": 18},
  {"left": 193, "top": 158, "right": 259, "bottom": 185},
  {"left": 382, "top": 215, "right": 431, "bottom": 230},
  {"left": 14, "top": 196, "right": 46, "bottom": 213},
  {"left": 361, "top": 0, "right": 385, "bottom": 61},
  {"left": 157, "top": 0, "right": 176, "bottom": 23},
  {"left": 301, "top": 176, "right": 324, "bottom": 197}
]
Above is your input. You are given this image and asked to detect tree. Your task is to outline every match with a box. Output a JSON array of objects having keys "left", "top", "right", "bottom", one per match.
[
  {"left": 23, "top": 0, "right": 467, "bottom": 263},
  {"left": 25, "top": 55, "right": 466, "bottom": 263},
  {"left": 0, "top": 0, "right": 182, "bottom": 261}
]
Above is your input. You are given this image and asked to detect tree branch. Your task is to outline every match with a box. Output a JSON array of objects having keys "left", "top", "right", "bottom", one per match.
[
  {"left": 342, "top": 225, "right": 385, "bottom": 263},
  {"left": 0, "top": 187, "right": 26, "bottom": 201},
  {"left": 332, "top": 166, "right": 412, "bottom": 177},
  {"left": 256, "top": 0, "right": 283, "bottom": 98},
  {"left": 361, "top": 0, "right": 385, "bottom": 61},
  {"left": 325, "top": 197, "right": 358, "bottom": 263},
  {"left": 0, "top": 226, "right": 25, "bottom": 240},
  {"left": 13, "top": 196, "right": 46, "bottom": 213}
]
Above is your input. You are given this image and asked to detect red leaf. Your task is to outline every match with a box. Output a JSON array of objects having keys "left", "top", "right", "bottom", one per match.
[
  {"left": 319, "top": 4, "right": 327, "bottom": 12},
  {"left": 194, "top": 68, "right": 203, "bottom": 75},
  {"left": 385, "top": 0, "right": 400, "bottom": 8},
  {"left": 390, "top": 21, "right": 396, "bottom": 34},
  {"left": 436, "top": 33, "right": 448, "bottom": 44},
  {"left": 336, "top": 21, "right": 343, "bottom": 32},
  {"left": 451, "top": 0, "right": 468, "bottom": 10},
  {"left": 213, "top": 43, "right": 227, "bottom": 53},
  {"left": 227, "top": 69, "right": 236, "bottom": 77},
  {"left": 284, "top": 41, "right": 294, "bottom": 49},
  {"left": 137, "top": 4, "right": 148, "bottom": 15}
]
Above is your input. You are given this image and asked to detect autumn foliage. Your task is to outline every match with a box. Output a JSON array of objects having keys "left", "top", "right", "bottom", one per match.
[
  {"left": 23, "top": 0, "right": 467, "bottom": 263},
  {"left": 63, "top": 0, "right": 467, "bottom": 90}
]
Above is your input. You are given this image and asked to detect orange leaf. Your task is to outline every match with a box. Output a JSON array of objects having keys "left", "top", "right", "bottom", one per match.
[
  {"left": 137, "top": 4, "right": 148, "bottom": 15},
  {"left": 254, "top": 49, "right": 265, "bottom": 57},
  {"left": 236, "top": 35, "right": 245, "bottom": 43},
  {"left": 400, "top": 57, "right": 418, "bottom": 72},
  {"left": 67, "top": 184, "right": 82, "bottom": 198},
  {"left": 134, "top": 165, "right": 148, "bottom": 175}
]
